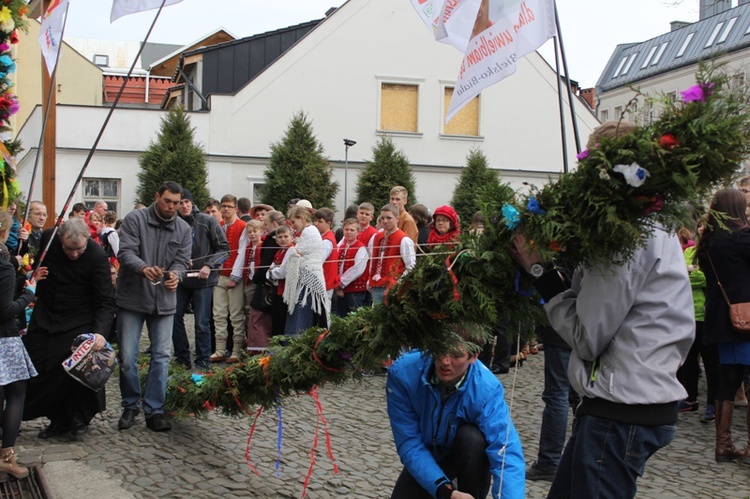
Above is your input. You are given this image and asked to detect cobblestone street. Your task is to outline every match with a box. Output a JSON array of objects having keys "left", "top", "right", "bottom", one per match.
[{"left": 14, "top": 348, "right": 750, "bottom": 498}]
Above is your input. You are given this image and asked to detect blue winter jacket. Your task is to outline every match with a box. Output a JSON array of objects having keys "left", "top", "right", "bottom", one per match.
[{"left": 386, "top": 351, "right": 525, "bottom": 499}]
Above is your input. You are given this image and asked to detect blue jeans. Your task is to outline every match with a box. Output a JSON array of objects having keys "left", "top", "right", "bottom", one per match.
[
  {"left": 548, "top": 415, "right": 675, "bottom": 498},
  {"left": 537, "top": 344, "right": 580, "bottom": 469},
  {"left": 370, "top": 287, "right": 386, "bottom": 305},
  {"left": 118, "top": 309, "right": 173, "bottom": 417},
  {"left": 172, "top": 286, "right": 214, "bottom": 369}
]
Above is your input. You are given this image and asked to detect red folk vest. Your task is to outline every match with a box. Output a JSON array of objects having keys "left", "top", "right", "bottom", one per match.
[
  {"left": 273, "top": 246, "right": 291, "bottom": 295},
  {"left": 219, "top": 218, "right": 247, "bottom": 276},
  {"left": 321, "top": 230, "right": 341, "bottom": 290},
  {"left": 369, "top": 229, "right": 408, "bottom": 289},
  {"left": 243, "top": 242, "right": 262, "bottom": 285},
  {"left": 339, "top": 240, "right": 368, "bottom": 293},
  {"left": 357, "top": 225, "right": 378, "bottom": 247}
]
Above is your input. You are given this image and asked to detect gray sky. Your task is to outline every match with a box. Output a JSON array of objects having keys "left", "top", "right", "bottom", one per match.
[{"left": 63, "top": 0, "right": 701, "bottom": 88}]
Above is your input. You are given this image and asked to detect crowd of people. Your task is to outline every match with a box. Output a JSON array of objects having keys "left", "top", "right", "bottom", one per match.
[{"left": 0, "top": 138, "right": 749, "bottom": 496}]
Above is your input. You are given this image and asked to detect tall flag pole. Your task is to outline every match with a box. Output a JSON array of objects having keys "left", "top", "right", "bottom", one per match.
[
  {"left": 32, "top": 0, "right": 176, "bottom": 272},
  {"left": 553, "top": 1, "right": 581, "bottom": 154}
]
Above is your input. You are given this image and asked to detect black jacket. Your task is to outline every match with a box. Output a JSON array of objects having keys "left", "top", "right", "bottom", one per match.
[
  {"left": 0, "top": 258, "right": 34, "bottom": 337},
  {"left": 31, "top": 229, "right": 116, "bottom": 335},
  {"left": 700, "top": 228, "right": 750, "bottom": 344}
]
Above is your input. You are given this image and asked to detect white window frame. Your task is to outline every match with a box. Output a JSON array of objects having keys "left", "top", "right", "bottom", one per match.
[
  {"left": 375, "top": 76, "right": 424, "bottom": 137},
  {"left": 677, "top": 33, "right": 695, "bottom": 57},
  {"left": 82, "top": 178, "right": 120, "bottom": 215}
]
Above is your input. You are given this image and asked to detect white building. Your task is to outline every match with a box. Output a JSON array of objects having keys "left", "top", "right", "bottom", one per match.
[
  {"left": 596, "top": 0, "right": 750, "bottom": 128},
  {"left": 16, "top": 0, "right": 598, "bottom": 217}
]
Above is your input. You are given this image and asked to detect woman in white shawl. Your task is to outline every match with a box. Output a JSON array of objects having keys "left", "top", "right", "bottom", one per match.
[{"left": 283, "top": 206, "right": 328, "bottom": 336}]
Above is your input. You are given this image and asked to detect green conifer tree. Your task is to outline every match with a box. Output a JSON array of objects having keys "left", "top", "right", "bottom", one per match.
[
  {"left": 451, "top": 148, "right": 500, "bottom": 226},
  {"left": 136, "top": 106, "right": 210, "bottom": 208},
  {"left": 355, "top": 136, "right": 417, "bottom": 210},
  {"left": 261, "top": 111, "right": 338, "bottom": 210}
]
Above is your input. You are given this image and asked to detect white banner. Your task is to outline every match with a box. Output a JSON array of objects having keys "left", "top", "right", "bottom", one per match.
[
  {"left": 38, "top": 0, "right": 69, "bottom": 77},
  {"left": 111, "top": 0, "right": 184, "bottom": 23},
  {"left": 412, "top": 0, "right": 557, "bottom": 121}
]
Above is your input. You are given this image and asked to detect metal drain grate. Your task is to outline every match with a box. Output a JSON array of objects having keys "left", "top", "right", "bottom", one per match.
[{"left": 0, "top": 467, "right": 51, "bottom": 499}]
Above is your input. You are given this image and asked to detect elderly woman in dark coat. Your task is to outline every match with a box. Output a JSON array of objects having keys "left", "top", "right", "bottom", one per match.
[{"left": 23, "top": 218, "right": 115, "bottom": 440}]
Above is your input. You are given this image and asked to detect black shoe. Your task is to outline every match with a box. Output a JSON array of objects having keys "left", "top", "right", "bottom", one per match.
[
  {"left": 70, "top": 416, "right": 89, "bottom": 439},
  {"left": 145, "top": 414, "right": 171, "bottom": 432},
  {"left": 526, "top": 461, "right": 557, "bottom": 481},
  {"left": 38, "top": 421, "right": 71, "bottom": 439},
  {"left": 118, "top": 408, "right": 139, "bottom": 430}
]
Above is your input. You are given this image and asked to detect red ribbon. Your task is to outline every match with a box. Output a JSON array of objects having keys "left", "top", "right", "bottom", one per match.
[
  {"left": 301, "top": 387, "right": 339, "bottom": 498},
  {"left": 244, "top": 406, "right": 264, "bottom": 476},
  {"left": 445, "top": 256, "right": 460, "bottom": 302},
  {"left": 312, "top": 331, "right": 343, "bottom": 373}
]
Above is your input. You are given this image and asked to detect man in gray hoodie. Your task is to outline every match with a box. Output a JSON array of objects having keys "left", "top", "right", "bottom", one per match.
[
  {"left": 513, "top": 227, "right": 694, "bottom": 498},
  {"left": 116, "top": 181, "right": 192, "bottom": 433}
]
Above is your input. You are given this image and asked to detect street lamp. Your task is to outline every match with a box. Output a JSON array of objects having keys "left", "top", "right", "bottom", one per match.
[{"left": 343, "top": 138, "right": 356, "bottom": 207}]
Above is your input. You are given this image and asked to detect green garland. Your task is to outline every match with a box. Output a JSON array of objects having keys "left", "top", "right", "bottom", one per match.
[{"left": 159, "top": 64, "right": 750, "bottom": 417}]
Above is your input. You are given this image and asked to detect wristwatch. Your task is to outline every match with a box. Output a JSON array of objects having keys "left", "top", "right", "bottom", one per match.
[{"left": 529, "top": 263, "right": 545, "bottom": 278}]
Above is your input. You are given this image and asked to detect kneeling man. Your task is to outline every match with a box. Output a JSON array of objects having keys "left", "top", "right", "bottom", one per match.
[{"left": 386, "top": 323, "right": 525, "bottom": 499}]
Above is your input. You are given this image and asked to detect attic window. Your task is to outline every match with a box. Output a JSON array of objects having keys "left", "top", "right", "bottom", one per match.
[
  {"left": 676, "top": 32, "right": 694, "bottom": 57},
  {"left": 620, "top": 53, "right": 637, "bottom": 76},
  {"left": 641, "top": 46, "right": 658, "bottom": 69},
  {"left": 612, "top": 56, "right": 628, "bottom": 78},
  {"left": 93, "top": 54, "right": 109, "bottom": 67},
  {"left": 651, "top": 42, "right": 668, "bottom": 65},
  {"left": 717, "top": 17, "right": 737, "bottom": 44},
  {"left": 705, "top": 22, "right": 724, "bottom": 48}
]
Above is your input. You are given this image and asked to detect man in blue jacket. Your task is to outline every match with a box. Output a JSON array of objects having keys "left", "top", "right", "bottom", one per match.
[{"left": 386, "top": 323, "right": 525, "bottom": 499}]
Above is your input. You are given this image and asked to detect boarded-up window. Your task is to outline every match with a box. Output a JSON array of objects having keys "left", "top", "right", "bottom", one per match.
[
  {"left": 380, "top": 83, "right": 418, "bottom": 132},
  {"left": 443, "top": 87, "right": 479, "bottom": 136}
]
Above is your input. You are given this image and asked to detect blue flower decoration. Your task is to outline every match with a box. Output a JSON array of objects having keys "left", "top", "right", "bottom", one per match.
[
  {"left": 526, "top": 197, "right": 546, "bottom": 215},
  {"left": 190, "top": 373, "right": 206, "bottom": 386},
  {"left": 502, "top": 203, "right": 521, "bottom": 230}
]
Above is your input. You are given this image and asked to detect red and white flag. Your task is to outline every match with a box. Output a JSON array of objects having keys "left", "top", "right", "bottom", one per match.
[
  {"left": 38, "top": 0, "right": 69, "bottom": 76},
  {"left": 411, "top": 0, "right": 557, "bottom": 121},
  {"left": 111, "top": 0, "right": 184, "bottom": 23}
]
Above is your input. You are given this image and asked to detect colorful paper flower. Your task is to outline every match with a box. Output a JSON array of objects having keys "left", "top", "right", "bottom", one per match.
[
  {"left": 9, "top": 30, "right": 18, "bottom": 44},
  {"left": 613, "top": 162, "right": 650, "bottom": 187},
  {"left": 680, "top": 83, "right": 713, "bottom": 103},
  {"left": 549, "top": 240, "right": 562, "bottom": 252},
  {"left": 526, "top": 197, "right": 546, "bottom": 215},
  {"left": 0, "top": 43, "right": 8, "bottom": 53},
  {"left": 0, "top": 16, "right": 14, "bottom": 33},
  {"left": 659, "top": 133, "right": 679, "bottom": 150},
  {"left": 0, "top": 6, "right": 10, "bottom": 24},
  {"left": 576, "top": 148, "right": 589, "bottom": 160},
  {"left": 501, "top": 203, "right": 521, "bottom": 230}
]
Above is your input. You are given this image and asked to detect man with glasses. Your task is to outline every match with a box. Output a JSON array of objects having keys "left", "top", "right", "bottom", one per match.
[
  {"left": 116, "top": 181, "right": 191, "bottom": 432},
  {"left": 211, "top": 194, "right": 246, "bottom": 363},
  {"left": 23, "top": 218, "right": 116, "bottom": 440}
]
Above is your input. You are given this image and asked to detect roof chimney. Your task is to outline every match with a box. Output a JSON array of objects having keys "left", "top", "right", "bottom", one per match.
[
  {"left": 700, "top": 0, "right": 732, "bottom": 20},
  {"left": 670, "top": 20, "right": 691, "bottom": 31}
]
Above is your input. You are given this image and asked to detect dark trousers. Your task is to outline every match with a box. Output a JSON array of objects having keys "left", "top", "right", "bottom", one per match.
[
  {"left": 677, "top": 321, "right": 720, "bottom": 405},
  {"left": 548, "top": 415, "right": 675, "bottom": 499},
  {"left": 537, "top": 344, "right": 580, "bottom": 469},
  {"left": 390, "top": 424, "right": 491, "bottom": 499}
]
